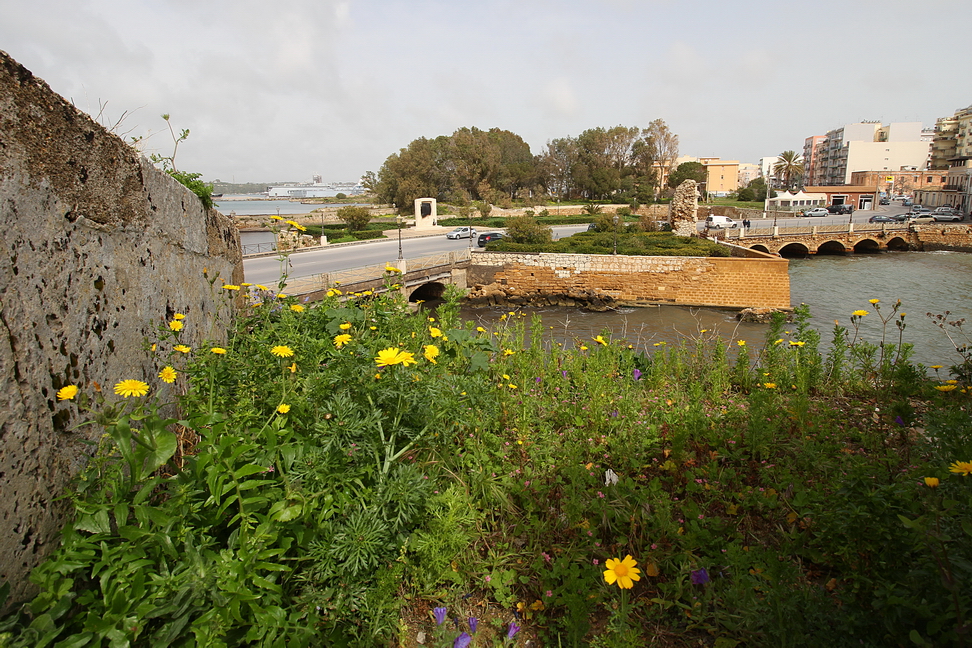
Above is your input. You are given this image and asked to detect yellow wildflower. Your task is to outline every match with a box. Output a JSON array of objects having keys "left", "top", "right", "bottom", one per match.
[
  {"left": 375, "top": 347, "right": 417, "bottom": 368},
  {"left": 290, "top": 304, "right": 305, "bottom": 313},
  {"left": 503, "top": 349, "right": 515, "bottom": 356},
  {"left": 869, "top": 299, "right": 880, "bottom": 304},
  {"left": 174, "top": 344, "right": 191, "bottom": 354},
  {"left": 168, "top": 320, "right": 184, "bottom": 332},
  {"left": 948, "top": 460, "right": 972, "bottom": 476},
  {"left": 334, "top": 334, "right": 352, "bottom": 348},
  {"left": 211, "top": 347, "right": 227, "bottom": 355},
  {"left": 429, "top": 327, "right": 443, "bottom": 338},
  {"left": 934, "top": 385, "right": 957, "bottom": 392},
  {"left": 222, "top": 284, "right": 240, "bottom": 291},
  {"left": 763, "top": 382, "right": 777, "bottom": 389},
  {"left": 158, "top": 366, "right": 177, "bottom": 384},
  {"left": 271, "top": 345, "right": 294, "bottom": 358},
  {"left": 924, "top": 477, "right": 940, "bottom": 487},
  {"left": 173, "top": 313, "right": 185, "bottom": 320},
  {"left": 852, "top": 310, "right": 869, "bottom": 317},
  {"left": 339, "top": 322, "right": 352, "bottom": 330},
  {"left": 423, "top": 344, "right": 440, "bottom": 364},
  {"left": 737, "top": 340, "right": 746, "bottom": 346},
  {"left": 114, "top": 379, "right": 149, "bottom": 398},
  {"left": 604, "top": 555, "right": 641, "bottom": 589},
  {"left": 593, "top": 335, "right": 607, "bottom": 346},
  {"left": 277, "top": 403, "right": 291, "bottom": 414},
  {"left": 56, "top": 385, "right": 79, "bottom": 401}
]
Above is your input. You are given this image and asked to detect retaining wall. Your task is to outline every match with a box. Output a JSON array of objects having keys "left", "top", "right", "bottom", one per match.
[
  {"left": 0, "top": 50, "right": 243, "bottom": 604},
  {"left": 468, "top": 250, "right": 790, "bottom": 309}
]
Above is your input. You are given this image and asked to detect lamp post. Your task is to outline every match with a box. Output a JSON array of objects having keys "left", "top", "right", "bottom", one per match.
[
  {"left": 613, "top": 215, "right": 619, "bottom": 255},
  {"left": 396, "top": 215, "right": 403, "bottom": 261}
]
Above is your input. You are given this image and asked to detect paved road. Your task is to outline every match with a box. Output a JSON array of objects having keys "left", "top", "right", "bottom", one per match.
[{"left": 243, "top": 225, "right": 590, "bottom": 287}]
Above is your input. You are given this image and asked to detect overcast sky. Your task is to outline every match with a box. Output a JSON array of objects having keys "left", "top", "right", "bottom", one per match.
[{"left": 3, "top": 0, "right": 970, "bottom": 184}]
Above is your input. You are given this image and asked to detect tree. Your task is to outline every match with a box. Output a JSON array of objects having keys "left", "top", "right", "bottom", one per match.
[
  {"left": 336, "top": 206, "right": 372, "bottom": 231},
  {"left": 645, "top": 119, "right": 679, "bottom": 196},
  {"left": 667, "top": 161, "right": 706, "bottom": 189},
  {"left": 773, "top": 151, "right": 805, "bottom": 190},
  {"left": 505, "top": 214, "right": 552, "bottom": 244}
]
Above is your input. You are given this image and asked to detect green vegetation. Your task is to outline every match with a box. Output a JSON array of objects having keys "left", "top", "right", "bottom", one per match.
[
  {"left": 336, "top": 205, "right": 373, "bottom": 232},
  {"left": 372, "top": 121, "right": 678, "bottom": 212},
  {"left": 1, "top": 283, "right": 970, "bottom": 647},
  {"left": 666, "top": 161, "right": 707, "bottom": 190},
  {"left": 146, "top": 114, "right": 215, "bottom": 209},
  {"left": 492, "top": 230, "right": 728, "bottom": 257}
]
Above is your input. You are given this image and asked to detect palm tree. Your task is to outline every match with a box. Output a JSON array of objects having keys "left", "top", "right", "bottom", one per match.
[{"left": 773, "top": 151, "right": 805, "bottom": 190}]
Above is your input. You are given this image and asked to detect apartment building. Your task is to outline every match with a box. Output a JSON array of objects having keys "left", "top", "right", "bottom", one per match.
[
  {"left": 915, "top": 104, "right": 972, "bottom": 215},
  {"left": 811, "top": 122, "right": 932, "bottom": 185},
  {"left": 673, "top": 156, "right": 740, "bottom": 196},
  {"left": 803, "top": 136, "right": 826, "bottom": 186},
  {"left": 849, "top": 170, "right": 947, "bottom": 198}
]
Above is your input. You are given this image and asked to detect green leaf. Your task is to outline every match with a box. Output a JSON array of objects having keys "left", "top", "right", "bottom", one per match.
[
  {"left": 234, "top": 464, "right": 268, "bottom": 480},
  {"left": 75, "top": 509, "right": 111, "bottom": 535}
]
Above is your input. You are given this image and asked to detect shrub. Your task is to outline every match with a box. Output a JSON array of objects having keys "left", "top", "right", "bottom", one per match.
[
  {"left": 505, "top": 214, "right": 553, "bottom": 244},
  {"left": 337, "top": 206, "right": 372, "bottom": 231}
]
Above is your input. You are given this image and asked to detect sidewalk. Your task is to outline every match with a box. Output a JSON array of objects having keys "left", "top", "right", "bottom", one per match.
[{"left": 242, "top": 225, "right": 459, "bottom": 259}]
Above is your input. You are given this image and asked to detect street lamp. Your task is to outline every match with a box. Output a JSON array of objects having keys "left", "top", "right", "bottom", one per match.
[
  {"left": 613, "top": 215, "right": 619, "bottom": 255},
  {"left": 396, "top": 215, "right": 403, "bottom": 260}
]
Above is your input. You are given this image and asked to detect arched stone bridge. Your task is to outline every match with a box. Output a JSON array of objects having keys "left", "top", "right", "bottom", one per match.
[{"left": 713, "top": 223, "right": 919, "bottom": 257}]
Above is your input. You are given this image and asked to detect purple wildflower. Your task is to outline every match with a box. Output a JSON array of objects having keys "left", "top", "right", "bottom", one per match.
[
  {"left": 454, "top": 632, "right": 472, "bottom": 648},
  {"left": 507, "top": 621, "right": 521, "bottom": 639},
  {"left": 690, "top": 568, "right": 710, "bottom": 585},
  {"left": 469, "top": 617, "right": 478, "bottom": 633},
  {"left": 633, "top": 368, "right": 642, "bottom": 381},
  {"left": 895, "top": 415, "right": 905, "bottom": 426},
  {"left": 433, "top": 606, "right": 447, "bottom": 625}
]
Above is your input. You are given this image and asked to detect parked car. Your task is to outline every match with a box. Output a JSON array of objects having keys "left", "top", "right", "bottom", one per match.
[
  {"left": 907, "top": 212, "right": 935, "bottom": 223},
  {"left": 902, "top": 199, "right": 913, "bottom": 206},
  {"left": 705, "top": 215, "right": 738, "bottom": 228},
  {"left": 911, "top": 205, "right": 929, "bottom": 213},
  {"left": 802, "top": 207, "right": 830, "bottom": 217},
  {"left": 827, "top": 204, "right": 854, "bottom": 214},
  {"left": 889, "top": 213, "right": 910, "bottom": 222},
  {"left": 445, "top": 226, "right": 477, "bottom": 240},
  {"left": 868, "top": 215, "right": 896, "bottom": 223},
  {"left": 933, "top": 206, "right": 959, "bottom": 215},
  {"left": 879, "top": 197, "right": 890, "bottom": 205},
  {"left": 477, "top": 231, "right": 504, "bottom": 246},
  {"left": 933, "top": 211, "right": 963, "bottom": 222}
]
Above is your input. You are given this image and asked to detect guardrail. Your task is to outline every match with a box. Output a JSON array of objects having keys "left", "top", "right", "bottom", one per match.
[
  {"left": 242, "top": 242, "right": 276, "bottom": 255},
  {"left": 717, "top": 222, "right": 910, "bottom": 238}
]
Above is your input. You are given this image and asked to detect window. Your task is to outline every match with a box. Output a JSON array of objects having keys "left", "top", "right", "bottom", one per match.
[{"left": 927, "top": 177, "right": 933, "bottom": 183}]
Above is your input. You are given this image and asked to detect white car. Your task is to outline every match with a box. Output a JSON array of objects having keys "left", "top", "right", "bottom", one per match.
[
  {"left": 801, "top": 207, "right": 830, "bottom": 217},
  {"left": 933, "top": 208, "right": 962, "bottom": 222},
  {"left": 445, "top": 226, "right": 478, "bottom": 240}
]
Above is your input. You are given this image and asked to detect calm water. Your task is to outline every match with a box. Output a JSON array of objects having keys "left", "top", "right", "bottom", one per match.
[
  {"left": 215, "top": 198, "right": 367, "bottom": 216},
  {"left": 458, "top": 251, "right": 972, "bottom": 369}
]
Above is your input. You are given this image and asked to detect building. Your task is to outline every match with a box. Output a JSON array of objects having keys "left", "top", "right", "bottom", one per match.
[
  {"left": 913, "top": 104, "right": 972, "bottom": 215},
  {"left": 810, "top": 122, "right": 932, "bottom": 186},
  {"left": 803, "top": 136, "right": 826, "bottom": 186},
  {"left": 675, "top": 156, "right": 740, "bottom": 196},
  {"left": 850, "top": 170, "right": 947, "bottom": 198},
  {"left": 801, "top": 185, "right": 879, "bottom": 211},
  {"left": 738, "top": 163, "right": 761, "bottom": 187},
  {"left": 266, "top": 181, "right": 365, "bottom": 198}
]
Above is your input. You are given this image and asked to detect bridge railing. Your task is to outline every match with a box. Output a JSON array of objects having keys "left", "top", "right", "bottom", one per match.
[
  {"left": 242, "top": 242, "right": 276, "bottom": 255},
  {"left": 281, "top": 249, "right": 472, "bottom": 295},
  {"left": 719, "top": 222, "right": 910, "bottom": 239}
]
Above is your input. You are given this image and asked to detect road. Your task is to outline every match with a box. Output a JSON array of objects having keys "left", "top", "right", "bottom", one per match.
[
  {"left": 242, "top": 204, "right": 913, "bottom": 287},
  {"left": 243, "top": 225, "right": 591, "bottom": 286}
]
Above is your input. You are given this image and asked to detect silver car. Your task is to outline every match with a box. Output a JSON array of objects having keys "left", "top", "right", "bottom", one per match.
[{"left": 445, "top": 226, "right": 478, "bottom": 240}]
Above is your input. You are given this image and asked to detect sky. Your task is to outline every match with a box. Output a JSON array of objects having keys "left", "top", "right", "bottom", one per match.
[{"left": 3, "top": 0, "right": 971, "bottom": 184}]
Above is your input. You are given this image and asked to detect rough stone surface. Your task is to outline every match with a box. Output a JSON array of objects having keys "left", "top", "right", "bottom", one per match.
[
  {"left": 0, "top": 49, "right": 243, "bottom": 604},
  {"left": 670, "top": 180, "right": 699, "bottom": 237},
  {"left": 467, "top": 251, "right": 790, "bottom": 310}
]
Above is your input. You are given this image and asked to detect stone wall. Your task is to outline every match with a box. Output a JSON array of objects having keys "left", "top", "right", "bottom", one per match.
[
  {"left": 467, "top": 251, "right": 790, "bottom": 310},
  {"left": 914, "top": 224, "right": 972, "bottom": 252},
  {"left": 0, "top": 50, "right": 243, "bottom": 603}
]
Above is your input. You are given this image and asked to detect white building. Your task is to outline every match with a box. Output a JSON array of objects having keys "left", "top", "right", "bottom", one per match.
[
  {"left": 814, "top": 122, "right": 932, "bottom": 186},
  {"left": 266, "top": 181, "right": 365, "bottom": 198}
]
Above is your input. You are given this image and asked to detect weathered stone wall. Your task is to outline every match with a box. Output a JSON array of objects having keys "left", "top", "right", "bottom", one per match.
[
  {"left": 914, "top": 224, "right": 972, "bottom": 252},
  {"left": 670, "top": 181, "right": 699, "bottom": 236},
  {"left": 467, "top": 251, "right": 790, "bottom": 310},
  {"left": 0, "top": 50, "right": 243, "bottom": 603}
]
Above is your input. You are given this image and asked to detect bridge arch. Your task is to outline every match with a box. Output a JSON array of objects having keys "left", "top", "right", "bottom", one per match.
[
  {"left": 778, "top": 242, "right": 810, "bottom": 258},
  {"left": 749, "top": 244, "right": 771, "bottom": 254},
  {"left": 815, "top": 240, "right": 848, "bottom": 255},
  {"left": 852, "top": 238, "right": 881, "bottom": 254},
  {"left": 408, "top": 282, "right": 447, "bottom": 302},
  {"left": 886, "top": 236, "right": 911, "bottom": 251}
]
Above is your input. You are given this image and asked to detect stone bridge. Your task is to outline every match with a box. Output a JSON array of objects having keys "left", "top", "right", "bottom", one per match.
[
  {"left": 282, "top": 249, "right": 472, "bottom": 303},
  {"left": 712, "top": 222, "right": 919, "bottom": 257}
]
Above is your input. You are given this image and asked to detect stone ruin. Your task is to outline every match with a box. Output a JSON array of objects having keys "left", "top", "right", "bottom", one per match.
[
  {"left": 0, "top": 49, "right": 242, "bottom": 605},
  {"left": 669, "top": 179, "right": 699, "bottom": 237}
]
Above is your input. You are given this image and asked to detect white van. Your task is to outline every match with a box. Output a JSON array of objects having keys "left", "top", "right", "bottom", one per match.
[{"left": 705, "top": 215, "right": 738, "bottom": 229}]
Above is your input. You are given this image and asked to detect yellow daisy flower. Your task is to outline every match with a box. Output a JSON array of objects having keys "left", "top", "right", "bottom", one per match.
[
  {"left": 604, "top": 555, "right": 641, "bottom": 589},
  {"left": 56, "top": 385, "right": 79, "bottom": 401},
  {"left": 114, "top": 379, "right": 149, "bottom": 398}
]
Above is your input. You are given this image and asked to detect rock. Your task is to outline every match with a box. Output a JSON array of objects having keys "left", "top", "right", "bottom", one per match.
[{"left": 737, "top": 307, "right": 792, "bottom": 323}]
